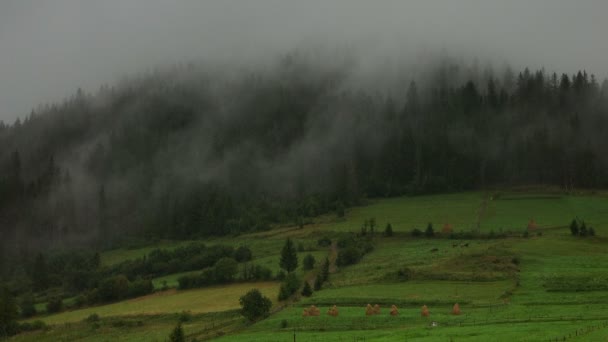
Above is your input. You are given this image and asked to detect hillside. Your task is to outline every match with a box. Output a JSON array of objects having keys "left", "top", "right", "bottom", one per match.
[{"left": 7, "top": 191, "right": 608, "bottom": 341}]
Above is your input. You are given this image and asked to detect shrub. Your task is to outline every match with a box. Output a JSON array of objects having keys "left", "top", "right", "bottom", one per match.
[
  {"left": 240, "top": 289, "right": 272, "bottom": 321},
  {"left": 336, "top": 247, "right": 362, "bottom": 267},
  {"left": 280, "top": 319, "right": 288, "bottom": 328},
  {"left": 128, "top": 278, "right": 154, "bottom": 298},
  {"left": 317, "top": 237, "right": 331, "bottom": 247},
  {"left": 99, "top": 275, "right": 130, "bottom": 301},
  {"left": 303, "top": 254, "right": 316, "bottom": 271},
  {"left": 179, "top": 311, "right": 192, "bottom": 322},
  {"left": 589, "top": 227, "right": 596, "bottom": 236},
  {"left": 85, "top": 313, "right": 100, "bottom": 323},
  {"left": 411, "top": 228, "right": 423, "bottom": 237},
  {"left": 234, "top": 246, "right": 253, "bottom": 262},
  {"left": 214, "top": 257, "right": 239, "bottom": 283},
  {"left": 46, "top": 297, "right": 63, "bottom": 313},
  {"left": 19, "top": 296, "right": 36, "bottom": 318}
]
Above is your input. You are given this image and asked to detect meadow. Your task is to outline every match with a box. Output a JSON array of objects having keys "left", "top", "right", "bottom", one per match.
[{"left": 13, "top": 191, "right": 608, "bottom": 341}]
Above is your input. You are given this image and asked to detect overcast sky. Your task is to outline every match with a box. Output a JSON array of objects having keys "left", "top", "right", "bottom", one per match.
[{"left": 1, "top": 0, "right": 607, "bottom": 122}]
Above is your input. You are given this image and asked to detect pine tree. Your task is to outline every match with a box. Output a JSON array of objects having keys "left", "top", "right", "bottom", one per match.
[
  {"left": 384, "top": 223, "right": 393, "bottom": 237},
  {"left": 169, "top": 322, "right": 185, "bottom": 342},
  {"left": 301, "top": 281, "right": 313, "bottom": 297},
  {"left": 0, "top": 286, "right": 18, "bottom": 337},
  {"left": 314, "top": 275, "right": 322, "bottom": 291},
  {"left": 321, "top": 257, "right": 330, "bottom": 282},
  {"left": 570, "top": 219, "right": 579, "bottom": 236},
  {"left": 279, "top": 238, "right": 298, "bottom": 273},
  {"left": 425, "top": 223, "right": 434, "bottom": 237}
]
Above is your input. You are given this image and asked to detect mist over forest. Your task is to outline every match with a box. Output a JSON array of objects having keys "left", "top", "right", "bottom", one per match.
[{"left": 1, "top": 49, "right": 608, "bottom": 267}]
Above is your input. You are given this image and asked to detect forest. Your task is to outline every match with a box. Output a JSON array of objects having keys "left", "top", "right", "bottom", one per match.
[{"left": 1, "top": 53, "right": 608, "bottom": 269}]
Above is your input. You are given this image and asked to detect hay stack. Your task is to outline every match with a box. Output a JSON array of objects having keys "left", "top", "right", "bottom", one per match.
[
  {"left": 303, "top": 305, "right": 320, "bottom": 317},
  {"left": 365, "top": 304, "right": 374, "bottom": 316},
  {"left": 373, "top": 304, "right": 381, "bottom": 314},
  {"left": 421, "top": 305, "right": 430, "bottom": 317},
  {"left": 452, "top": 303, "right": 461, "bottom": 315},
  {"left": 328, "top": 305, "right": 339, "bottom": 317},
  {"left": 390, "top": 305, "right": 399, "bottom": 316}
]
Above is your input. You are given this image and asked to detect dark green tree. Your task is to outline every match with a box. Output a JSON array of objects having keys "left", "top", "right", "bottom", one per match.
[
  {"left": 0, "top": 287, "right": 18, "bottom": 337},
  {"left": 425, "top": 223, "right": 434, "bottom": 237},
  {"left": 302, "top": 254, "right": 315, "bottom": 271},
  {"left": 279, "top": 238, "right": 298, "bottom": 273},
  {"left": 32, "top": 253, "right": 49, "bottom": 291},
  {"left": 169, "top": 322, "right": 185, "bottom": 342},
  {"left": 214, "top": 257, "right": 238, "bottom": 283},
  {"left": 19, "top": 295, "right": 36, "bottom": 318},
  {"left": 579, "top": 221, "right": 588, "bottom": 236},
  {"left": 301, "top": 281, "right": 313, "bottom": 297},
  {"left": 384, "top": 223, "right": 393, "bottom": 237},
  {"left": 570, "top": 219, "right": 579, "bottom": 236},
  {"left": 321, "top": 257, "right": 330, "bottom": 282},
  {"left": 234, "top": 246, "right": 253, "bottom": 262},
  {"left": 239, "top": 289, "right": 272, "bottom": 322},
  {"left": 314, "top": 275, "right": 323, "bottom": 291}
]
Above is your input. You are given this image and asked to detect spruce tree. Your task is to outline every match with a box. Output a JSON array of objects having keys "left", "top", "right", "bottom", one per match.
[
  {"left": 279, "top": 238, "right": 298, "bottom": 273},
  {"left": 169, "top": 322, "right": 185, "bottom": 342}
]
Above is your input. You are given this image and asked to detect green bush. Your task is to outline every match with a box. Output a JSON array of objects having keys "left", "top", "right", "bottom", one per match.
[{"left": 240, "top": 289, "right": 272, "bottom": 322}]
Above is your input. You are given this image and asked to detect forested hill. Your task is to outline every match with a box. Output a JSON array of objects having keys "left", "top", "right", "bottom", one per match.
[{"left": 1, "top": 53, "right": 608, "bottom": 254}]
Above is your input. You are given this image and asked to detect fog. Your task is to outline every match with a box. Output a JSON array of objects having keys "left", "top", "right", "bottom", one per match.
[{"left": 1, "top": 0, "right": 608, "bottom": 122}]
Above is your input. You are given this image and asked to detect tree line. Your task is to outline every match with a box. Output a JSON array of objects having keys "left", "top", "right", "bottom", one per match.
[{"left": 1, "top": 54, "right": 608, "bottom": 273}]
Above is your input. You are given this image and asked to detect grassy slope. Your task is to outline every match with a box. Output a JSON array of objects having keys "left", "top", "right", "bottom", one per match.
[{"left": 16, "top": 191, "right": 608, "bottom": 341}]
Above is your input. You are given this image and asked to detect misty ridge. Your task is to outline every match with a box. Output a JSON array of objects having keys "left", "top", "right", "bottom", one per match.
[{"left": 1, "top": 48, "right": 608, "bottom": 256}]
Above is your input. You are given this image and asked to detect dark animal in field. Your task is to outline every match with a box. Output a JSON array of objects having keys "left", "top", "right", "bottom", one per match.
[{"left": 430, "top": 248, "right": 439, "bottom": 252}]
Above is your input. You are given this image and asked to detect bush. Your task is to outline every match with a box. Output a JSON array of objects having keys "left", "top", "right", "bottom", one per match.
[
  {"left": 234, "top": 246, "right": 253, "bottom": 262},
  {"left": 128, "top": 278, "right": 154, "bottom": 298},
  {"left": 85, "top": 313, "right": 100, "bottom": 323},
  {"left": 179, "top": 311, "right": 192, "bottom": 322},
  {"left": 411, "top": 228, "right": 423, "bottom": 237},
  {"left": 303, "top": 254, "right": 316, "bottom": 270},
  {"left": 99, "top": 275, "right": 130, "bottom": 301},
  {"left": 317, "top": 237, "right": 331, "bottom": 247},
  {"left": 214, "top": 257, "right": 238, "bottom": 283},
  {"left": 240, "top": 289, "right": 272, "bottom": 322},
  {"left": 336, "top": 247, "right": 362, "bottom": 267},
  {"left": 18, "top": 320, "right": 47, "bottom": 332},
  {"left": 46, "top": 297, "right": 63, "bottom": 313},
  {"left": 19, "top": 296, "right": 36, "bottom": 318}
]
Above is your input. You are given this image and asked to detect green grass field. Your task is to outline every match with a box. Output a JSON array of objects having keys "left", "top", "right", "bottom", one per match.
[{"left": 15, "top": 191, "right": 608, "bottom": 341}]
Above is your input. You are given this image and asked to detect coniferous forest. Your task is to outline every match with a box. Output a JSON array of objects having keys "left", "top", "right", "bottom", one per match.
[{"left": 1, "top": 53, "right": 608, "bottom": 265}]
